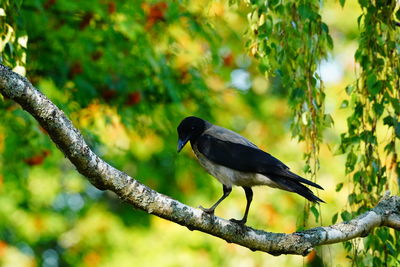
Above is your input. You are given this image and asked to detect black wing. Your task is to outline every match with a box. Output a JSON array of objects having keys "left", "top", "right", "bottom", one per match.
[
  {"left": 197, "top": 134, "right": 288, "bottom": 173},
  {"left": 196, "top": 134, "right": 323, "bottom": 190}
]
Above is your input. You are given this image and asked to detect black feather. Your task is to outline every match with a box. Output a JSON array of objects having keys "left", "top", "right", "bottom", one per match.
[
  {"left": 275, "top": 169, "right": 324, "bottom": 190},
  {"left": 196, "top": 134, "right": 323, "bottom": 190},
  {"left": 270, "top": 175, "right": 325, "bottom": 203},
  {"left": 196, "top": 134, "right": 288, "bottom": 172}
]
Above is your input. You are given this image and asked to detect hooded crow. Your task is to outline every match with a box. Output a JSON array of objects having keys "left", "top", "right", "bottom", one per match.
[{"left": 177, "top": 116, "right": 324, "bottom": 225}]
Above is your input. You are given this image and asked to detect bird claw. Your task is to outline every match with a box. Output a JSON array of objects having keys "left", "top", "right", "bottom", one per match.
[
  {"left": 229, "top": 218, "right": 246, "bottom": 225},
  {"left": 198, "top": 205, "right": 215, "bottom": 215}
]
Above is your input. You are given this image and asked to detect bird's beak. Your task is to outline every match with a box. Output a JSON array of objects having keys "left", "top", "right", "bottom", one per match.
[{"left": 177, "top": 138, "right": 189, "bottom": 153}]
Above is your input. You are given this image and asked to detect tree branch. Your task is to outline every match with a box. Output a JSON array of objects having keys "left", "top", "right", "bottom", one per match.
[{"left": 0, "top": 64, "right": 399, "bottom": 256}]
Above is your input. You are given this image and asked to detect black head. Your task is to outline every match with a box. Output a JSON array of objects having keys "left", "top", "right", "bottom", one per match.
[{"left": 177, "top": 116, "right": 207, "bottom": 152}]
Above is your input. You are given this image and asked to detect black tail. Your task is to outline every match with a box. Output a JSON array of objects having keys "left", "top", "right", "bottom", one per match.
[
  {"left": 270, "top": 175, "right": 325, "bottom": 203},
  {"left": 282, "top": 170, "right": 324, "bottom": 190}
]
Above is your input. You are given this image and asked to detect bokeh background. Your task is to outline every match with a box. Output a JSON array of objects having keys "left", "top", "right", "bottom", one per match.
[{"left": 0, "top": 0, "right": 397, "bottom": 266}]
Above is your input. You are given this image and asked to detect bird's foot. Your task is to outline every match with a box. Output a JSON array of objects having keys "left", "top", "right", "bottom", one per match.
[
  {"left": 229, "top": 218, "right": 246, "bottom": 225},
  {"left": 198, "top": 205, "right": 215, "bottom": 215}
]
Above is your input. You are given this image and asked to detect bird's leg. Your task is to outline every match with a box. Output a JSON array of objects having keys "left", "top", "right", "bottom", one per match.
[
  {"left": 230, "top": 186, "right": 253, "bottom": 225},
  {"left": 199, "top": 184, "right": 232, "bottom": 215}
]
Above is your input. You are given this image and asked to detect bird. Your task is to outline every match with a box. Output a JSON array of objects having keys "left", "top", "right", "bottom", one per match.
[{"left": 177, "top": 116, "right": 324, "bottom": 225}]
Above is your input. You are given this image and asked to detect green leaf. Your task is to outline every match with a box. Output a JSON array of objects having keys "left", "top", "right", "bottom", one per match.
[
  {"left": 345, "top": 151, "right": 357, "bottom": 173},
  {"left": 377, "top": 228, "right": 388, "bottom": 242},
  {"left": 335, "top": 182, "right": 343, "bottom": 192},
  {"left": 383, "top": 116, "right": 394, "bottom": 126},
  {"left": 303, "top": 163, "right": 311, "bottom": 174},
  {"left": 298, "top": 4, "right": 317, "bottom": 20},
  {"left": 298, "top": 4, "right": 310, "bottom": 19},
  {"left": 358, "top": 0, "right": 368, "bottom": 8},
  {"left": 348, "top": 193, "right": 357, "bottom": 204},
  {"left": 357, "top": 14, "right": 363, "bottom": 27},
  {"left": 354, "top": 49, "right": 362, "bottom": 62},
  {"left": 372, "top": 102, "right": 384, "bottom": 117},
  {"left": 344, "top": 241, "right": 352, "bottom": 251},
  {"left": 353, "top": 171, "right": 362, "bottom": 183},
  {"left": 339, "top": 0, "right": 346, "bottom": 7},
  {"left": 390, "top": 97, "right": 400, "bottom": 114},
  {"left": 310, "top": 206, "right": 319, "bottom": 222},
  {"left": 341, "top": 210, "right": 352, "bottom": 221},
  {"left": 384, "top": 141, "right": 395, "bottom": 153},
  {"left": 332, "top": 212, "right": 338, "bottom": 224},
  {"left": 340, "top": 100, "right": 349, "bottom": 109},
  {"left": 366, "top": 74, "right": 378, "bottom": 96},
  {"left": 326, "top": 35, "right": 334, "bottom": 49},
  {"left": 345, "top": 85, "right": 354, "bottom": 95},
  {"left": 321, "top": 22, "right": 329, "bottom": 33}
]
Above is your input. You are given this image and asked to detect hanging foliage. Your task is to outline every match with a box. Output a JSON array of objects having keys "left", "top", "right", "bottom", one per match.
[
  {"left": 243, "top": 0, "right": 333, "bottom": 225},
  {"left": 338, "top": 0, "right": 400, "bottom": 265},
  {"left": 242, "top": 0, "right": 399, "bottom": 265},
  {"left": 0, "top": 0, "right": 26, "bottom": 71}
]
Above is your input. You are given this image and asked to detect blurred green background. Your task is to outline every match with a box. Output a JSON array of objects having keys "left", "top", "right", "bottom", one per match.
[{"left": 0, "top": 0, "right": 398, "bottom": 266}]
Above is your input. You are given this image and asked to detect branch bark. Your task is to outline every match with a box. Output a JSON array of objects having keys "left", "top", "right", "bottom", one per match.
[{"left": 0, "top": 64, "right": 399, "bottom": 256}]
